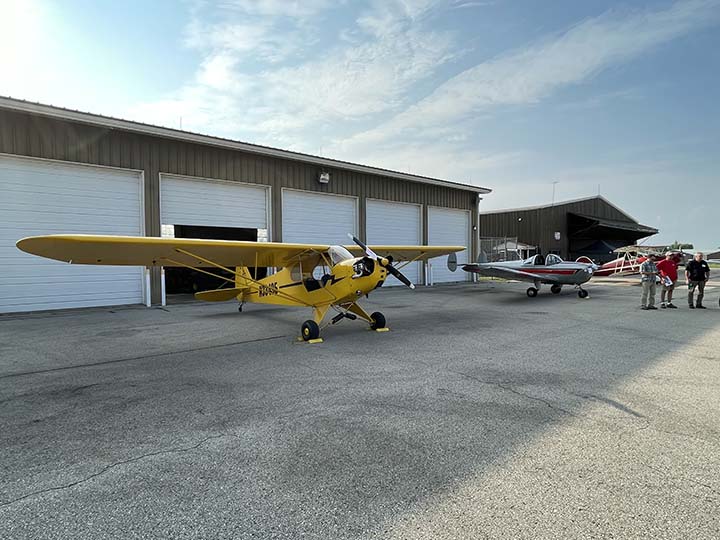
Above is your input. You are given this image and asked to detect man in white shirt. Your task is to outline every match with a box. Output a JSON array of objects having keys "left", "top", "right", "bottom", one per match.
[{"left": 639, "top": 256, "right": 659, "bottom": 310}]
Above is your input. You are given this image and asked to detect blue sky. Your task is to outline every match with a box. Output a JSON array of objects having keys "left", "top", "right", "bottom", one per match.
[{"left": 1, "top": 0, "right": 719, "bottom": 248}]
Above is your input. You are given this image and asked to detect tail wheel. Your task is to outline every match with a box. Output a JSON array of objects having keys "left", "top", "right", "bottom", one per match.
[
  {"left": 550, "top": 285, "right": 562, "bottom": 294},
  {"left": 370, "top": 311, "right": 386, "bottom": 330},
  {"left": 301, "top": 320, "right": 320, "bottom": 341},
  {"left": 578, "top": 289, "right": 589, "bottom": 299},
  {"left": 526, "top": 287, "right": 538, "bottom": 298}
]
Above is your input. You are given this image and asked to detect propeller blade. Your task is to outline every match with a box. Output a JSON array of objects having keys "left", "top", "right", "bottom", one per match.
[
  {"left": 386, "top": 264, "right": 415, "bottom": 289},
  {"left": 347, "top": 233, "right": 378, "bottom": 260}
]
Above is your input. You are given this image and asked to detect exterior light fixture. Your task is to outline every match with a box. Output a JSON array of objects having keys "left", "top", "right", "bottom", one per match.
[{"left": 318, "top": 171, "right": 330, "bottom": 184}]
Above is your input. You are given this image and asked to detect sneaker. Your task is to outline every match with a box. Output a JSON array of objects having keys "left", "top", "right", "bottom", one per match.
[
  {"left": 640, "top": 306, "right": 648, "bottom": 310},
  {"left": 667, "top": 303, "right": 677, "bottom": 309},
  {"left": 696, "top": 304, "right": 707, "bottom": 309},
  {"left": 647, "top": 306, "right": 658, "bottom": 310},
  {"left": 688, "top": 304, "right": 695, "bottom": 309},
  {"left": 660, "top": 303, "right": 667, "bottom": 309}
]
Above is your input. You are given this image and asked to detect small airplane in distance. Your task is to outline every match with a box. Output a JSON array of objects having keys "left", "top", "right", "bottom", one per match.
[
  {"left": 16, "top": 233, "right": 463, "bottom": 342},
  {"left": 586, "top": 246, "right": 685, "bottom": 276},
  {"left": 460, "top": 253, "right": 597, "bottom": 298}
]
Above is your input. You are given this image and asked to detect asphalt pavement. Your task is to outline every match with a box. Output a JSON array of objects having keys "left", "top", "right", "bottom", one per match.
[{"left": 1, "top": 277, "right": 718, "bottom": 539}]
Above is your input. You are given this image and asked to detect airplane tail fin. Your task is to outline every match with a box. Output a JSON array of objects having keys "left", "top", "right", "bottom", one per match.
[
  {"left": 235, "top": 266, "right": 253, "bottom": 287},
  {"left": 575, "top": 256, "right": 594, "bottom": 264}
]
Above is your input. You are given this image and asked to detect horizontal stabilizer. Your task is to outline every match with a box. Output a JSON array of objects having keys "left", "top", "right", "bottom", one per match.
[{"left": 194, "top": 287, "right": 248, "bottom": 302}]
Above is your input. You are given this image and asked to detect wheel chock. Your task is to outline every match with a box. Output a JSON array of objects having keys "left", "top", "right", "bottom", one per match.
[
  {"left": 295, "top": 337, "right": 324, "bottom": 343},
  {"left": 374, "top": 327, "right": 390, "bottom": 332}
]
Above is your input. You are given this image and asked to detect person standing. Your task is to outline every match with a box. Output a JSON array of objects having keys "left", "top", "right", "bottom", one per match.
[
  {"left": 639, "top": 255, "right": 659, "bottom": 310},
  {"left": 656, "top": 252, "right": 679, "bottom": 308},
  {"left": 686, "top": 252, "right": 710, "bottom": 309}
]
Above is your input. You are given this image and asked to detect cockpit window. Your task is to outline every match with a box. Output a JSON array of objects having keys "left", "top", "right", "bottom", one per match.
[
  {"left": 546, "top": 254, "right": 562, "bottom": 266},
  {"left": 526, "top": 254, "right": 544, "bottom": 265},
  {"left": 328, "top": 245, "right": 354, "bottom": 265}
]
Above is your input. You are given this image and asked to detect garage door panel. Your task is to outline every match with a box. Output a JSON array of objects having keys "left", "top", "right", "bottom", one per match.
[
  {"left": 1, "top": 156, "right": 144, "bottom": 313},
  {"left": 283, "top": 190, "right": 357, "bottom": 245},
  {"left": 367, "top": 200, "right": 421, "bottom": 286},
  {"left": 428, "top": 207, "right": 470, "bottom": 283},
  {"left": 161, "top": 175, "right": 268, "bottom": 230}
]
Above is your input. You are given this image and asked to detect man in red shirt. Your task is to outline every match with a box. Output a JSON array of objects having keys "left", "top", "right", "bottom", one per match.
[{"left": 656, "top": 251, "right": 679, "bottom": 308}]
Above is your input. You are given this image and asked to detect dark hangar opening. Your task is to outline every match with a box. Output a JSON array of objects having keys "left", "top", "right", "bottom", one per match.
[
  {"left": 164, "top": 225, "right": 267, "bottom": 296},
  {"left": 568, "top": 213, "right": 659, "bottom": 263}
]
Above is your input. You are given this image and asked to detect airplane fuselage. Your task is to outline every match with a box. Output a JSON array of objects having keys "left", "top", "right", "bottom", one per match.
[{"left": 238, "top": 257, "right": 388, "bottom": 307}]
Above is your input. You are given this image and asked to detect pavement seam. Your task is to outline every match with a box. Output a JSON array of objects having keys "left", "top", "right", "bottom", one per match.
[
  {"left": 0, "top": 433, "right": 239, "bottom": 509},
  {"left": 449, "top": 369, "right": 580, "bottom": 418},
  {"left": 0, "top": 335, "right": 289, "bottom": 380}
]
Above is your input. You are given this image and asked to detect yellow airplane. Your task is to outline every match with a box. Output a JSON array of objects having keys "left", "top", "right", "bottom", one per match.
[{"left": 17, "top": 234, "right": 463, "bottom": 341}]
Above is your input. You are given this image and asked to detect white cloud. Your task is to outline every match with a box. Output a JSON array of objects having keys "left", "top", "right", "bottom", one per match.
[
  {"left": 220, "top": 0, "right": 337, "bottom": 18},
  {"left": 341, "top": 0, "right": 720, "bottom": 150},
  {"left": 128, "top": 0, "right": 458, "bottom": 145}
]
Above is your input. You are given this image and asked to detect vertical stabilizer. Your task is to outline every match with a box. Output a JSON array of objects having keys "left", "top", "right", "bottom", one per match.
[{"left": 236, "top": 266, "right": 253, "bottom": 287}]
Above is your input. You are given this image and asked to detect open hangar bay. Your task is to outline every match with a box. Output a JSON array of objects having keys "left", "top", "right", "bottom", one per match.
[{"left": 1, "top": 278, "right": 718, "bottom": 539}]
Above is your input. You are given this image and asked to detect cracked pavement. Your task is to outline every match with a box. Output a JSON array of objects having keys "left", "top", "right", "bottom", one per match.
[{"left": 1, "top": 278, "right": 719, "bottom": 539}]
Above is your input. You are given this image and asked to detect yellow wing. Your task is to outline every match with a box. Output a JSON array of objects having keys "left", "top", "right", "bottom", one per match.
[
  {"left": 16, "top": 235, "right": 332, "bottom": 268},
  {"left": 17, "top": 235, "right": 465, "bottom": 268}
]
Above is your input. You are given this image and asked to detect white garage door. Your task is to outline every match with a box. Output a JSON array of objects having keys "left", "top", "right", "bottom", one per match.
[
  {"left": 282, "top": 190, "right": 357, "bottom": 245},
  {"left": 161, "top": 174, "right": 269, "bottom": 231},
  {"left": 1, "top": 155, "right": 144, "bottom": 313},
  {"left": 367, "top": 199, "right": 421, "bottom": 286},
  {"left": 428, "top": 207, "right": 470, "bottom": 283}
]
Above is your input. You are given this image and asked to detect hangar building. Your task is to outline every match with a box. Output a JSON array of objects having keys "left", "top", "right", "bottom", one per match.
[
  {"left": 478, "top": 196, "right": 658, "bottom": 263},
  {"left": 0, "top": 97, "right": 490, "bottom": 313}
]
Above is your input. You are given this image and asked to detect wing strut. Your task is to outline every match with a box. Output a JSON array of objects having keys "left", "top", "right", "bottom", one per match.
[{"left": 170, "top": 247, "right": 313, "bottom": 307}]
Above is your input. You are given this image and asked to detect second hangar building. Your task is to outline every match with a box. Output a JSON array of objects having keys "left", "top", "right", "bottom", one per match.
[
  {"left": 1, "top": 97, "right": 490, "bottom": 314},
  {"left": 478, "top": 196, "right": 658, "bottom": 263}
]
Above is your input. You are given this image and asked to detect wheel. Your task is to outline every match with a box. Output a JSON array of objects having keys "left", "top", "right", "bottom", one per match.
[
  {"left": 370, "top": 311, "right": 386, "bottom": 330},
  {"left": 550, "top": 284, "right": 562, "bottom": 294},
  {"left": 526, "top": 287, "right": 538, "bottom": 298},
  {"left": 301, "top": 320, "right": 320, "bottom": 341},
  {"left": 578, "top": 289, "right": 589, "bottom": 299}
]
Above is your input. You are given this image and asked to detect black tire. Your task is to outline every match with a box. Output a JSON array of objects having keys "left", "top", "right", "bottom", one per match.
[
  {"left": 551, "top": 285, "right": 562, "bottom": 294},
  {"left": 370, "top": 311, "right": 386, "bottom": 330},
  {"left": 526, "top": 287, "right": 538, "bottom": 298},
  {"left": 301, "top": 320, "right": 320, "bottom": 341},
  {"left": 578, "top": 289, "right": 589, "bottom": 299}
]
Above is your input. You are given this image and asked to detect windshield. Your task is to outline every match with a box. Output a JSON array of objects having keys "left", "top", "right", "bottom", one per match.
[{"left": 328, "top": 245, "right": 354, "bottom": 265}]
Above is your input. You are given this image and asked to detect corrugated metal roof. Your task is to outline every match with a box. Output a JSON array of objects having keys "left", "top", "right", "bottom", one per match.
[
  {"left": 480, "top": 195, "right": 637, "bottom": 222},
  {"left": 569, "top": 212, "right": 658, "bottom": 234},
  {"left": 0, "top": 95, "right": 491, "bottom": 194}
]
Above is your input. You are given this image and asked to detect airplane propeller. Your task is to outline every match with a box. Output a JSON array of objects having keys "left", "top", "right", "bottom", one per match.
[{"left": 347, "top": 233, "right": 415, "bottom": 289}]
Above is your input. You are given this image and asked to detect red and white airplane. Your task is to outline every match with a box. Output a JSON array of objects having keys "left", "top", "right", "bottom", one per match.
[
  {"left": 461, "top": 253, "right": 597, "bottom": 298},
  {"left": 586, "top": 247, "right": 685, "bottom": 277}
]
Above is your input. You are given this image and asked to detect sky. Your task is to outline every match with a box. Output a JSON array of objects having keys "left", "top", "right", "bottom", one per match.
[{"left": 1, "top": 0, "right": 719, "bottom": 248}]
